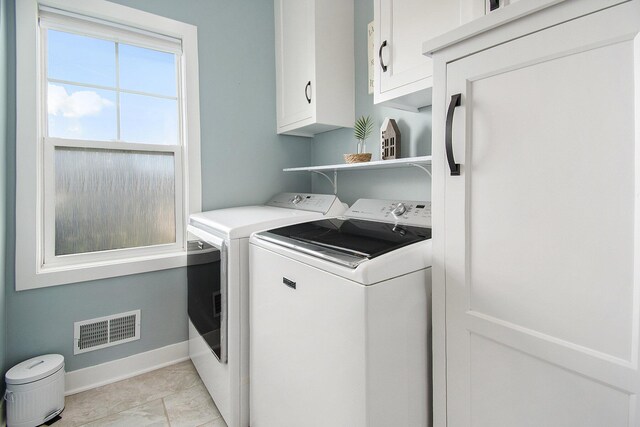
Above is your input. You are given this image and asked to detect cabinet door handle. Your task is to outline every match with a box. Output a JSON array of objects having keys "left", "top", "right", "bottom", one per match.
[
  {"left": 446, "top": 93, "right": 462, "bottom": 176},
  {"left": 305, "top": 81, "right": 312, "bottom": 104},
  {"left": 379, "top": 40, "right": 388, "bottom": 72},
  {"left": 283, "top": 277, "right": 296, "bottom": 289},
  {"left": 489, "top": 0, "right": 499, "bottom": 11}
]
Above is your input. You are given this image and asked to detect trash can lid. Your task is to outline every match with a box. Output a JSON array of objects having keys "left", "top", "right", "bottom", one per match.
[{"left": 5, "top": 354, "right": 65, "bottom": 385}]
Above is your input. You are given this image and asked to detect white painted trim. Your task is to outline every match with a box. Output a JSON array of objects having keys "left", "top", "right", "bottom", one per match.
[{"left": 64, "top": 340, "right": 189, "bottom": 395}]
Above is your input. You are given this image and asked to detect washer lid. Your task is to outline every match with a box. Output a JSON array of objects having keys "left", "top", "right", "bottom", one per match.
[
  {"left": 254, "top": 218, "right": 431, "bottom": 268},
  {"left": 5, "top": 354, "right": 64, "bottom": 385}
]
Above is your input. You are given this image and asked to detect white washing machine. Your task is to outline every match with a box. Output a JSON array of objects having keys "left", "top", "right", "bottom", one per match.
[
  {"left": 249, "top": 199, "right": 432, "bottom": 427},
  {"left": 187, "top": 193, "right": 347, "bottom": 427}
]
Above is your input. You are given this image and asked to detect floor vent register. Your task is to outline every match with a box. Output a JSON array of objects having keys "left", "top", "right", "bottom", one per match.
[{"left": 73, "top": 310, "right": 141, "bottom": 354}]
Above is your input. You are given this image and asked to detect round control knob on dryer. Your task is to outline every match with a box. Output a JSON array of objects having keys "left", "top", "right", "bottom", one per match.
[
  {"left": 292, "top": 195, "right": 303, "bottom": 204},
  {"left": 392, "top": 203, "right": 407, "bottom": 217}
]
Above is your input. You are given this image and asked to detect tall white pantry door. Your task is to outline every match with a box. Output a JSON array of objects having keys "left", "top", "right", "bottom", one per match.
[{"left": 442, "top": 2, "right": 640, "bottom": 426}]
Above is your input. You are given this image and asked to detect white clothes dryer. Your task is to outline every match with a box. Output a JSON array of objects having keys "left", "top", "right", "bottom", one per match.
[
  {"left": 187, "top": 193, "right": 347, "bottom": 427},
  {"left": 249, "top": 199, "right": 432, "bottom": 427}
]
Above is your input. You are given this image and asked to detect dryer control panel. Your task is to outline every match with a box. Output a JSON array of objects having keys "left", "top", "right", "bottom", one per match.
[
  {"left": 345, "top": 199, "right": 431, "bottom": 228},
  {"left": 266, "top": 193, "right": 343, "bottom": 214}
]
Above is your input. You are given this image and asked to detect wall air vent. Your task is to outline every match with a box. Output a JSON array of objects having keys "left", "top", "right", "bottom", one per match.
[{"left": 74, "top": 310, "right": 140, "bottom": 355}]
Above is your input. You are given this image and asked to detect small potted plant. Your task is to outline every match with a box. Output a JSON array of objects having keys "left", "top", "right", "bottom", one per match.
[{"left": 344, "top": 115, "right": 374, "bottom": 163}]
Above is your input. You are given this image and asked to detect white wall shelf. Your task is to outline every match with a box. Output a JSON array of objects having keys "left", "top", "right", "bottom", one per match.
[
  {"left": 283, "top": 155, "right": 431, "bottom": 172},
  {"left": 283, "top": 156, "right": 431, "bottom": 194}
]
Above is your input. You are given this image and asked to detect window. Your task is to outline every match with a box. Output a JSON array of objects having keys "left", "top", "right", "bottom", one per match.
[
  {"left": 16, "top": 0, "right": 202, "bottom": 290},
  {"left": 41, "top": 12, "right": 184, "bottom": 265}
]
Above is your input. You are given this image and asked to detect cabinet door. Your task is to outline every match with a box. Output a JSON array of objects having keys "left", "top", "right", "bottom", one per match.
[
  {"left": 375, "top": 0, "right": 484, "bottom": 105},
  {"left": 275, "top": 0, "right": 314, "bottom": 129},
  {"left": 442, "top": 3, "right": 640, "bottom": 426}
]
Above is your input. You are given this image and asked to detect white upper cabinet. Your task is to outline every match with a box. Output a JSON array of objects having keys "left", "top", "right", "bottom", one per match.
[
  {"left": 274, "top": 0, "right": 354, "bottom": 137},
  {"left": 374, "top": 0, "right": 486, "bottom": 111}
]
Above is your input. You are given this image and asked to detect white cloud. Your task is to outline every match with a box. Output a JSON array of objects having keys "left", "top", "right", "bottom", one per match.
[{"left": 48, "top": 84, "right": 114, "bottom": 118}]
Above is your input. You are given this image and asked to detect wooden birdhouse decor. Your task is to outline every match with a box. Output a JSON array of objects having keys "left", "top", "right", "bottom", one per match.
[{"left": 380, "top": 118, "right": 401, "bottom": 160}]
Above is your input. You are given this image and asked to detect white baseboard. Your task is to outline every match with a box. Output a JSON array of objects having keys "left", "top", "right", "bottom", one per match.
[{"left": 65, "top": 341, "right": 189, "bottom": 395}]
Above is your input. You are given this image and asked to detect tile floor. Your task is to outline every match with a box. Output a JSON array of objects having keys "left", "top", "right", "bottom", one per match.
[{"left": 46, "top": 361, "right": 228, "bottom": 427}]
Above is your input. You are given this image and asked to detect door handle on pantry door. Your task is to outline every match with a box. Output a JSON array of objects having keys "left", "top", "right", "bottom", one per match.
[
  {"left": 379, "top": 40, "right": 388, "bottom": 72},
  {"left": 305, "top": 81, "right": 312, "bottom": 104},
  {"left": 489, "top": 0, "right": 499, "bottom": 11},
  {"left": 446, "top": 93, "right": 462, "bottom": 176}
]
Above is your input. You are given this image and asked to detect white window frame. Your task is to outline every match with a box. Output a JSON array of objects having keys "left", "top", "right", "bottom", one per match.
[{"left": 16, "top": 0, "right": 202, "bottom": 290}]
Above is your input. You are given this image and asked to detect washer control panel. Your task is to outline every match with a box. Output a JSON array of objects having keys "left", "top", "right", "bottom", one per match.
[
  {"left": 345, "top": 199, "right": 431, "bottom": 227},
  {"left": 266, "top": 193, "right": 340, "bottom": 214}
]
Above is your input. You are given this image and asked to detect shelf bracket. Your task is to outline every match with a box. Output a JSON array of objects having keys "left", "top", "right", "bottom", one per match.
[
  {"left": 311, "top": 170, "right": 338, "bottom": 194},
  {"left": 409, "top": 163, "right": 432, "bottom": 178}
]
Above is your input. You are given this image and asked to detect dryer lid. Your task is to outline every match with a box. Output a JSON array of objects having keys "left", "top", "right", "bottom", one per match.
[
  {"left": 189, "top": 206, "right": 323, "bottom": 239},
  {"left": 188, "top": 193, "right": 345, "bottom": 239}
]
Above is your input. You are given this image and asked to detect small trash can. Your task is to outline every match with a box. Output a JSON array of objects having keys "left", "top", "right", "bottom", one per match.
[{"left": 4, "top": 354, "right": 65, "bottom": 427}]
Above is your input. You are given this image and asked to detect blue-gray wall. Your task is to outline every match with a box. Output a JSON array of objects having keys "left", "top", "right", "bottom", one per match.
[
  {"left": 4, "top": 0, "right": 311, "bottom": 373},
  {"left": 312, "top": 0, "right": 431, "bottom": 205},
  {"left": 1, "top": 0, "right": 8, "bottom": 396}
]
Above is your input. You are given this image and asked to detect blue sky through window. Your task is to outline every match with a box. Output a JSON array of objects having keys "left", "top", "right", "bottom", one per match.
[
  {"left": 47, "top": 29, "right": 178, "bottom": 144},
  {"left": 119, "top": 43, "right": 177, "bottom": 97},
  {"left": 48, "top": 30, "right": 116, "bottom": 87},
  {"left": 120, "top": 93, "right": 178, "bottom": 145},
  {"left": 48, "top": 83, "right": 117, "bottom": 140}
]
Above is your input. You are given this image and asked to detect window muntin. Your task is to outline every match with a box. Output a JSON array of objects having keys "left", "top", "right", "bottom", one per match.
[{"left": 40, "top": 12, "right": 185, "bottom": 267}]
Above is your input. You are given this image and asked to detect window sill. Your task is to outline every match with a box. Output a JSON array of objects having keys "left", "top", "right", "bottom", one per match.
[{"left": 16, "top": 250, "right": 188, "bottom": 291}]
